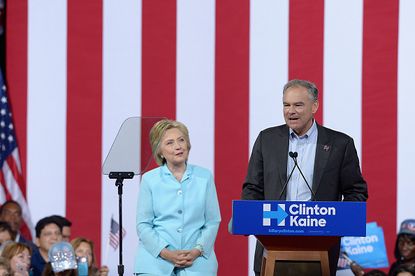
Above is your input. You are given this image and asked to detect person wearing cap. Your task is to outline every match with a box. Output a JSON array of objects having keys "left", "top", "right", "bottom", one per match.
[
  {"left": 42, "top": 241, "right": 77, "bottom": 276},
  {"left": 30, "top": 217, "right": 62, "bottom": 276},
  {"left": 389, "top": 219, "right": 415, "bottom": 276}
]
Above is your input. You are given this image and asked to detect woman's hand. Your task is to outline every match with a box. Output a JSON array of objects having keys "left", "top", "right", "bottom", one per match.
[
  {"left": 160, "top": 248, "right": 202, "bottom": 268},
  {"left": 160, "top": 248, "right": 189, "bottom": 267},
  {"left": 181, "top": 249, "right": 202, "bottom": 267}
]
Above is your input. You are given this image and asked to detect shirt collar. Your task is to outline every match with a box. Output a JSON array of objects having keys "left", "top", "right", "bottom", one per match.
[
  {"left": 161, "top": 163, "right": 192, "bottom": 181},
  {"left": 289, "top": 119, "right": 317, "bottom": 139}
]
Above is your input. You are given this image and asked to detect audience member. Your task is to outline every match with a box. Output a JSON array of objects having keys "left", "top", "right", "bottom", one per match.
[
  {"left": 71, "top": 237, "right": 108, "bottom": 276},
  {"left": 365, "top": 269, "right": 387, "bottom": 276},
  {"left": 49, "top": 216, "right": 71, "bottom": 242},
  {"left": 0, "top": 222, "right": 15, "bottom": 245},
  {"left": 0, "top": 201, "right": 36, "bottom": 251},
  {"left": 0, "top": 201, "right": 23, "bottom": 237},
  {"left": 1, "top": 242, "right": 31, "bottom": 276},
  {"left": 392, "top": 264, "right": 415, "bottom": 276},
  {"left": 0, "top": 257, "right": 11, "bottom": 276},
  {"left": 31, "top": 217, "right": 62, "bottom": 276},
  {"left": 42, "top": 263, "right": 77, "bottom": 276},
  {"left": 389, "top": 219, "right": 415, "bottom": 276},
  {"left": 42, "top": 241, "right": 77, "bottom": 276}
]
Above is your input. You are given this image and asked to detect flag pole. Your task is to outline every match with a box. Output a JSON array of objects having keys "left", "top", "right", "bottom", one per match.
[{"left": 103, "top": 216, "right": 112, "bottom": 266}]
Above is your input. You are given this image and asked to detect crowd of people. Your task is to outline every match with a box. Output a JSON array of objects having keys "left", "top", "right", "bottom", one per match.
[{"left": 0, "top": 200, "right": 109, "bottom": 276}]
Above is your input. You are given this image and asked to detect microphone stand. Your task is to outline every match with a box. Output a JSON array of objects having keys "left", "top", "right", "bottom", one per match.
[
  {"left": 291, "top": 155, "right": 316, "bottom": 201},
  {"left": 279, "top": 160, "right": 297, "bottom": 200},
  {"left": 109, "top": 172, "right": 134, "bottom": 276}
]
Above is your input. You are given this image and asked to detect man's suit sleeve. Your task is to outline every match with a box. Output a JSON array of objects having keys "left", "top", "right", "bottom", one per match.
[
  {"left": 341, "top": 138, "right": 368, "bottom": 201},
  {"left": 242, "top": 132, "right": 265, "bottom": 200}
]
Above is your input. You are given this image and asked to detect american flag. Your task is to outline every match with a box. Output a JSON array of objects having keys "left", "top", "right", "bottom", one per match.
[
  {"left": 0, "top": 69, "right": 33, "bottom": 239},
  {"left": 4, "top": 0, "right": 415, "bottom": 275},
  {"left": 109, "top": 217, "right": 126, "bottom": 250}
]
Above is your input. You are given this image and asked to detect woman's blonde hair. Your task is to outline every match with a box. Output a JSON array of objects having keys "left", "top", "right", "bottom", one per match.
[
  {"left": 1, "top": 242, "right": 31, "bottom": 260},
  {"left": 149, "top": 119, "right": 191, "bottom": 165}
]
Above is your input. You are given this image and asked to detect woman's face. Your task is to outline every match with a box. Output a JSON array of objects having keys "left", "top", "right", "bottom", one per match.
[
  {"left": 74, "top": 242, "right": 93, "bottom": 267},
  {"left": 10, "top": 248, "right": 30, "bottom": 275},
  {"left": 159, "top": 128, "right": 189, "bottom": 167},
  {"left": 398, "top": 235, "right": 415, "bottom": 260}
]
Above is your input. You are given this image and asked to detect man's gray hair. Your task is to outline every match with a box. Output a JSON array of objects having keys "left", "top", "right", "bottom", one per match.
[{"left": 283, "top": 79, "right": 318, "bottom": 101}]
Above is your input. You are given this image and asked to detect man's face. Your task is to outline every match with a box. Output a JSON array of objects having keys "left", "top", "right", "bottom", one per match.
[
  {"left": 62, "top": 226, "right": 71, "bottom": 242},
  {"left": 36, "top": 223, "right": 62, "bottom": 254},
  {"left": 0, "top": 203, "right": 22, "bottom": 232},
  {"left": 283, "top": 86, "right": 319, "bottom": 136}
]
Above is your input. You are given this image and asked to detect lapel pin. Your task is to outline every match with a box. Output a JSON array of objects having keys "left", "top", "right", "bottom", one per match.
[{"left": 323, "top": 145, "right": 330, "bottom": 151}]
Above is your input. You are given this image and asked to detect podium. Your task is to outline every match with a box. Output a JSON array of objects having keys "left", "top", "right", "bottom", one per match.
[{"left": 232, "top": 200, "right": 366, "bottom": 276}]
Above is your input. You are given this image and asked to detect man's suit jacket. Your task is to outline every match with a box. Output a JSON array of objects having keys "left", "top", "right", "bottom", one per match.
[{"left": 242, "top": 123, "right": 368, "bottom": 273}]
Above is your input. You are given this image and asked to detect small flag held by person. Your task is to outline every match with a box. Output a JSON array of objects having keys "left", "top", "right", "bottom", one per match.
[{"left": 109, "top": 217, "right": 126, "bottom": 250}]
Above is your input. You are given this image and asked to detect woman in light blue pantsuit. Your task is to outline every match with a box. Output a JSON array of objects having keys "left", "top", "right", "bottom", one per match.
[{"left": 134, "top": 119, "right": 221, "bottom": 276}]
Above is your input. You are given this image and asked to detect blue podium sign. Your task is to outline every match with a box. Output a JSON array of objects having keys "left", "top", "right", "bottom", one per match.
[{"left": 232, "top": 200, "right": 366, "bottom": 237}]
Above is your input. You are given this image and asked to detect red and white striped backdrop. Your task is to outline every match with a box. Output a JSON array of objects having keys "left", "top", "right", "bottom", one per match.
[{"left": 5, "top": 0, "right": 415, "bottom": 275}]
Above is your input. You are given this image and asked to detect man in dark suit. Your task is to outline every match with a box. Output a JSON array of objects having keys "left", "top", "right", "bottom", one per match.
[{"left": 242, "top": 79, "right": 368, "bottom": 276}]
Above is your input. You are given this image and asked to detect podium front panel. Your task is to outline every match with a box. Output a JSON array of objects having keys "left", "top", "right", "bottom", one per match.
[{"left": 232, "top": 200, "right": 366, "bottom": 237}]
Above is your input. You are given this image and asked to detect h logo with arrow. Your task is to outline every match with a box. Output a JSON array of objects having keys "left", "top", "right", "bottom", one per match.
[{"left": 263, "top": 203, "right": 288, "bottom": 226}]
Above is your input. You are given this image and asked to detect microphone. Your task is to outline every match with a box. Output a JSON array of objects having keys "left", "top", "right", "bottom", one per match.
[
  {"left": 278, "top": 151, "right": 298, "bottom": 200},
  {"left": 291, "top": 152, "right": 316, "bottom": 201}
]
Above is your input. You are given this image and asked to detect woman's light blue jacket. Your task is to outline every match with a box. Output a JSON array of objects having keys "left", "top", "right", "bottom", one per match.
[{"left": 134, "top": 164, "right": 221, "bottom": 275}]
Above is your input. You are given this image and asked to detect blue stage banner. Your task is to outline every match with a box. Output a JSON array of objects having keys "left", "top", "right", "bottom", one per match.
[{"left": 232, "top": 200, "right": 366, "bottom": 236}]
